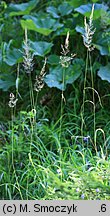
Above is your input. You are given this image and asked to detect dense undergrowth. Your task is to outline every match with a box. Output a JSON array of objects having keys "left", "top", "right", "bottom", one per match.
[{"left": 0, "top": 0, "right": 110, "bottom": 200}]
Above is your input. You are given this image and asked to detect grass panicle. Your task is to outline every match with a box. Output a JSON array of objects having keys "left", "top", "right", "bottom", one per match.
[
  {"left": 60, "top": 31, "right": 76, "bottom": 68},
  {"left": 82, "top": 4, "right": 96, "bottom": 51},
  {"left": 8, "top": 93, "right": 18, "bottom": 108},
  {"left": 34, "top": 58, "right": 47, "bottom": 92},
  {"left": 23, "top": 28, "right": 34, "bottom": 74}
]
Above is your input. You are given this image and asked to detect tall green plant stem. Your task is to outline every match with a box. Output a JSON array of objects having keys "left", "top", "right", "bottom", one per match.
[
  {"left": 11, "top": 107, "right": 23, "bottom": 199},
  {"left": 60, "top": 67, "right": 65, "bottom": 139},
  {"left": 89, "top": 51, "right": 97, "bottom": 153},
  {"left": 59, "top": 67, "right": 66, "bottom": 178},
  {"left": 81, "top": 49, "right": 89, "bottom": 138},
  {"left": 29, "top": 73, "right": 35, "bottom": 110},
  {"left": 26, "top": 74, "right": 35, "bottom": 199}
]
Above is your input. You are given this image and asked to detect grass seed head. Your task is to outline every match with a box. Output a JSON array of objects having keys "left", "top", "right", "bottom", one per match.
[
  {"left": 82, "top": 4, "right": 96, "bottom": 51},
  {"left": 23, "top": 28, "right": 34, "bottom": 74},
  {"left": 60, "top": 31, "right": 76, "bottom": 67},
  {"left": 34, "top": 58, "right": 47, "bottom": 92},
  {"left": 8, "top": 93, "right": 18, "bottom": 108}
]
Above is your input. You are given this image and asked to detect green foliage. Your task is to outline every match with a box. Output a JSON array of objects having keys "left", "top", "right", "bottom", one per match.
[
  {"left": 0, "top": 0, "right": 110, "bottom": 92},
  {"left": 98, "top": 64, "right": 110, "bottom": 83},
  {"left": 45, "top": 59, "right": 83, "bottom": 90},
  {"left": 0, "top": 74, "right": 15, "bottom": 91},
  {"left": 0, "top": 0, "right": 110, "bottom": 200},
  {"left": 8, "top": 0, "right": 39, "bottom": 16},
  {"left": 30, "top": 41, "right": 53, "bottom": 57},
  {"left": 47, "top": 2, "right": 73, "bottom": 19},
  {"left": 21, "top": 15, "right": 63, "bottom": 36},
  {"left": 75, "top": 3, "right": 108, "bottom": 19}
]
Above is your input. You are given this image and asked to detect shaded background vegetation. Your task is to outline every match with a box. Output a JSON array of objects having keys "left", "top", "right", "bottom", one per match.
[{"left": 0, "top": 0, "right": 110, "bottom": 121}]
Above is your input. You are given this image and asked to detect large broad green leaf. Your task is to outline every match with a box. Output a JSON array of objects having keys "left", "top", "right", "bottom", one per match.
[
  {"left": 94, "top": 32, "right": 110, "bottom": 56},
  {"left": 44, "top": 61, "right": 82, "bottom": 90},
  {"left": 68, "top": 0, "right": 86, "bottom": 8},
  {"left": 58, "top": 2, "right": 73, "bottom": 16},
  {"left": 48, "top": 55, "right": 60, "bottom": 65},
  {"left": 8, "top": 0, "right": 39, "bottom": 16},
  {"left": 0, "top": 75, "right": 15, "bottom": 91},
  {"left": 101, "top": 11, "right": 110, "bottom": 26},
  {"left": 98, "top": 64, "right": 110, "bottom": 83},
  {"left": 47, "top": 2, "right": 73, "bottom": 18},
  {"left": 21, "top": 19, "right": 52, "bottom": 36},
  {"left": 75, "top": 3, "right": 108, "bottom": 19},
  {"left": 29, "top": 41, "right": 53, "bottom": 57},
  {"left": 75, "top": 26, "right": 84, "bottom": 34},
  {"left": 4, "top": 48, "right": 22, "bottom": 66},
  {"left": 1, "top": 41, "right": 22, "bottom": 66},
  {"left": 95, "top": 44, "right": 109, "bottom": 56},
  {"left": 46, "top": 6, "right": 60, "bottom": 18},
  {"left": 21, "top": 16, "right": 63, "bottom": 36}
]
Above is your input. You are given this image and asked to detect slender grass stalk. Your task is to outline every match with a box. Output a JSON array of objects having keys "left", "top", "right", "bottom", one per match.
[
  {"left": 23, "top": 29, "right": 47, "bottom": 198},
  {"left": 9, "top": 103, "right": 23, "bottom": 199},
  {"left": 23, "top": 28, "right": 35, "bottom": 199},
  {"left": 81, "top": 49, "right": 89, "bottom": 138},
  {"left": 89, "top": 51, "right": 96, "bottom": 149},
  {"left": 59, "top": 67, "right": 65, "bottom": 142},
  {"left": 59, "top": 31, "right": 75, "bottom": 161},
  {"left": 81, "top": 4, "right": 96, "bottom": 148},
  {"left": 29, "top": 73, "right": 35, "bottom": 110}
]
